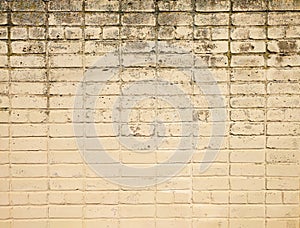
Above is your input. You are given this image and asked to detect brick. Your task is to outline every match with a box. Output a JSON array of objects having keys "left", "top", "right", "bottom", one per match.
[
  {"left": 232, "top": 13, "right": 265, "bottom": 25},
  {"left": 268, "top": 12, "right": 300, "bottom": 25},
  {"left": 85, "top": 0, "right": 119, "bottom": 11},
  {"left": 49, "top": 12, "right": 82, "bottom": 25},
  {"left": 86, "top": 13, "right": 119, "bottom": 26},
  {"left": 158, "top": 13, "right": 192, "bottom": 26},
  {"left": 49, "top": 0, "right": 82, "bottom": 11},
  {"left": 267, "top": 178, "right": 299, "bottom": 190},
  {"left": 232, "top": 0, "right": 267, "bottom": 11},
  {"left": 230, "top": 205, "right": 265, "bottom": 218},
  {"left": 196, "top": 0, "right": 230, "bottom": 11},
  {"left": 49, "top": 206, "right": 82, "bottom": 218},
  {"left": 195, "top": 13, "right": 229, "bottom": 26},
  {"left": 231, "top": 55, "right": 265, "bottom": 67},
  {"left": 122, "top": 13, "right": 155, "bottom": 26},
  {"left": 231, "top": 41, "right": 266, "bottom": 53},
  {"left": 122, "top": 0, "right": 155, "bottom": 12},
  {"left": 158, "top": 0, "right": 192, "bottom": 11},
  {"left": 267, "top": 123, "right": 300, "bottom": 135},
  {"left": 266, "top": 205, "right": 299, "bottom": 218},
  {"left": 193, "top": 205, "right": 228, "bottom": 217}
]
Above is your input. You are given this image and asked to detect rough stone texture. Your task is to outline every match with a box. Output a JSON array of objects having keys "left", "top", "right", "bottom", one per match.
[{"left": 0, "top": 0, "right": 300, "bottom": 227}]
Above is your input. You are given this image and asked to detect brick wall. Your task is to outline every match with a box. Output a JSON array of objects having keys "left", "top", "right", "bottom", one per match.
[{"left": 0, "top": 0, "right": 299, "bottom": 227}]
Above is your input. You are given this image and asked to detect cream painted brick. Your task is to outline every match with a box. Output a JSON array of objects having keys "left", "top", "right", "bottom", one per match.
[
  {"left": 267, "top": 69, "right": 300, "bottom": 81},
  {"left": 230, "top": 177, "right": 265, "bottom": 190},
  {"left": 11, "top": 110, "right": 47, "bottom": 123},
  {"left": 49, "top": 12, "right": 82, "bottom": 25},
  {"left": 158, "top": 13, "right": 192, "bottom": 26},
  {"left": 193, "top": 177, "right": 229, "bottom": 190},
  {"left": 119, "top": 205, "right": 159, "bottom": 218},
  {"left": 266, "top": 219, "right": 299, "bottom": 228},
  {"left": 267, "top": 123, "right": 300, "bottom": 135},
  {"left": 232, "top": 0, "right": 266, "bottom": 11},
  {"left": 48, "top": 41, "right": 82, "bottom": 54},
  {"left": 267, "top": 164, "right": 299, "bottom": 177},
  {"left": 11, "top": 152, "right": 47, "bottom": 164},
  {"left": 230, "top": 83, "right": 266, "bottom": 95},
  {"left": 267, "top": 109, "right": 300, "bottom": 121},
  {"left": 12, "top": 220, "right": 47, "bottom": 228},
  {"left": 84, "top": 220, "right": 118, "bottom": 228},
  {"left": 11, "top": 124, "right": 47, "bottom": 137},
  {"left": 232, "top": 13, "right": 265, "bottom": 25},
  {"left": 230, "top": 150, "right": 265, "bottom": 163},
  {"left": 267, "top": 136, "right": 300, "bottom": 149},
  {"left": 231, "top": 27, "right": 266, "bottom": 40},
  {"left": 11, "top": 41, "right": 45, "bottom": 54},
  {"left": 230, "top": 109, "right": 265, "bottom": 121},
  {"left": 230, "top": 205, "right": 265, "bottom": 218},
  {"left": 50, "top": 54, "right": 82, "bottom": 67},
  {"left": 50, "top": 165, "right": 84, "bottom": 178},
  {"left": 122, "top": 13, "right": 155, "bottom": 25},
  {"left": 11, "top": 179, "right": 48, "bottom": 191},
  {"left": 231, "top": 41, "right": 266, "bottom": 53},
  {"left": 85, "top": 0, "right": 119, "bottom": 11},
  {"left": 267, "top": 82, "right": 300, "bottom": 94},
  {"left": 267, "top": 178, "right": 299, "bottom": 190},
  {"left": 50, "top": 178, "right": 84, "bottom": 191},
  {"left": 195, "top": 13, "right": 229, "bottom": 26},
  {"left": 231, "top": 96, "right": 264, "bottom": 108},
  {"left": 268, "top": 26, "right": 286, "bottom": 39},
  {"left": 86, "top": 191, "right": 118, "bottom": 204},
  {"left": 230, "top": 136, "right": 265, "bottom": 149},
  {"left": 157, "top": 205, "right": 191, "bottom": 218},
  {"left": 230, "top": 123, "right": 264, "bottom": 135},
  {"left": 49, "top": 220, "right": 82, "bottom": 228},
  {"left": 268, "top": 12, "right": 300, "bottom": 25},
  {"left": 86, "top": 205, "right": 119, "bottom": 218},
  {"left": 193, "top": 219, "right": 228, "bottom": 228},
  {"left": 230, "top": 219, "right": 264, "bottom": 228},
  {"left": 269, "top": 0, "right": 300, "bottom": 10},
  {"left": 267, "top": 40, "right": 300, "bottom": 53},
  {"left": 283, "top": 191, "right": 299, "bottom": 204},
  {"left": 211, "top": 27, "right": 229, "bottom": 40},
  {"left": 230, "top": 164, "right": 264, "bottom": 176},
  {"left": 11, "top": 27, "right": 27, "bottom": 40},
  {"left": 157, "top": 219, "right": 192, "bottom": 228},
  {"left": 11, "top": 55, "right": 45, "bottom": 68},
  {"left": 193, "top": 205, "right": 228, "bottom": 218},
  {"left": 266, "top": 205, "right": 299, "bottom": 218},
  {"left": 11, "top": 165, "right": 47, "bottom": 178},
  {"left": 196, "top": 0, "right": 230, "bottom": 11},
  {"left": 268, "top": 55, "right": 300, "bottom": 67},
  {"left": 12, "top": 206, "right": 47, "bottom": 218},
  {"left": 49, "top": 206, "right": 82, "bottom": 218},
  {"left": 120, "top": 219, "right": 155, "bottom": 228},
  {"left": 266, "top": 149, "right": 299, "bottom": 164},
  {"left": 120, "top": 191, "right": 155, "bottom": 204},
  {"left": 11, "top": 82, "right": 46, "bottom": 95},
  {"left": 230, "top": 191, "right": 247, "bottom": 203},
  {"left": 286, "top": 26, "right": 300, "bottom": 38},
  {"left": 194, "top": 40, "right": 228, "bottom": 53},
  {"left": 231, "top": 55, "right": 264, "bottom": 67}
]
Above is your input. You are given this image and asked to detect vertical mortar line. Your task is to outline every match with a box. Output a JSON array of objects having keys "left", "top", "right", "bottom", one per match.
[
  {"left": 153, "top": 1, "right": 159, "bottom": 227},
  {"left": 118, "top": 0, "right": 122, "bottom": 226},
  {"left": 264, "top": 1, "right": 269, "bottom": 227},
  {"left": 81, "top": 0, "right": 86, "bottom": 225},
  {"left": 6, "top": 0, "right": 12, "bottom": 224},
  {"left": 228, "top": 0, "right": 233, "bottom": 226},
  {"left": 191, "top": 0, "right": 196, "bottom": 224},
  {"left": 44, "top": 0, "right": 49, "bottom": 226}
]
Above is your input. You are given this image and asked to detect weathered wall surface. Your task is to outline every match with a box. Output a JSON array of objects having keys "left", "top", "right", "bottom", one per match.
[{"left": 0, "top": 0, "right": 299, "bottom": 227}]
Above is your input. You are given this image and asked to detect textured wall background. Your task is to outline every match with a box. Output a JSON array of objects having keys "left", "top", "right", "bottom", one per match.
[{"left": 0, "top": 0, "right": 300, "bottom": 227}]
